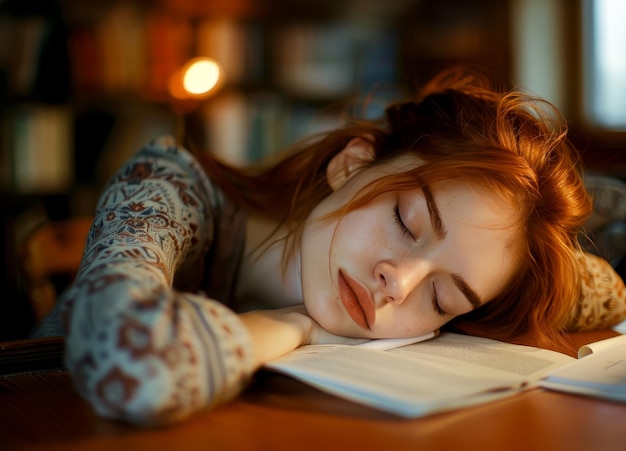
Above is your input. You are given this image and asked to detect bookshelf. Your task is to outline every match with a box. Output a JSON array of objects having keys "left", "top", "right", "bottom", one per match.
[
  {"left": 0, "top": 0, "right": 513, "bottom": 339},
  {"left": 0, "top": 0, "right": 512, "bottom": 190}
]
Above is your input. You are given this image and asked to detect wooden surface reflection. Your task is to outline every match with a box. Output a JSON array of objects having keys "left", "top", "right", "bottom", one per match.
[{"left": 1, "top": 331, "right": 624, "bottom": 451}]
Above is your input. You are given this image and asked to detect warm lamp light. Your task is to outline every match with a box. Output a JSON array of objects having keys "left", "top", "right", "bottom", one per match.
[
  {"left": 169, "top": 57, "right": 222, "bottom": 101},
  {"left": 183, "top": 58, "right": 220, "bottom": 95}
]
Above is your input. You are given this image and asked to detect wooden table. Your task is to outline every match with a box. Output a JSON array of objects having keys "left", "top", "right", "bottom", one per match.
[{"left": 1, "top": 331, "right": 625, "bottom": 451}]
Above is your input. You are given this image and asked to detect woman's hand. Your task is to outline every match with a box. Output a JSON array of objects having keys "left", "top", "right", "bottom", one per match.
[
  {"left": 278, "top": 305, "right": 368, "bottom": 345},
  {"left": 239, "top": 305, "right": 366, "bottom": 368},
  {"left": 239, "top": 306, "right": 315, "bottom": 369}
]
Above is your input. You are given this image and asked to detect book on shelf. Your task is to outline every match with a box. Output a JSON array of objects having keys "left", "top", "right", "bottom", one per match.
[
  {"left": 202, "top": 91, "right": 347, "bottom": 166},
  {"left": 273, "top": 23, "right": 356, "bottom": 99},
  {"left": 1, "top": 15, "right": 49, "bottom": 97},
  {"left": 197, "top": 18, "right": 249, "bottom": 85},
  {"left": 66, "top": 5, "right": 264, "bottom": 101},
  {"left": 264, "top": 331, "right": 626, "bottom": 418},
  {"left": 7, "top": 104, "right": 73, "bottom": 194}
]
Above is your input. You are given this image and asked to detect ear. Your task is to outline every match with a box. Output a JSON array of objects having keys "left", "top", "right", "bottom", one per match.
[{"left": 326, "top": 137, "right": 375, "bottom": 190}]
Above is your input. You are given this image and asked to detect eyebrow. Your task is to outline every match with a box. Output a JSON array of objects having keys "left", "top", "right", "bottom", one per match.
[
  {"left": 421, "top": 185, "right": 446, "bottom": 239},
  {"left": 421, "top": 185, "right": 481, "bottom": 310},
  {"left": 452, "top": 274, "right": 483, "bottom": 310}
]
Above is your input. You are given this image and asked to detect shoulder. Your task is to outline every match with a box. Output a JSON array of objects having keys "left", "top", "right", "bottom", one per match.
[
  {"left": 105, "top": 135, "right": 224, "bottom": 212},
  {"left": 136, "top": 135, "right": 211, "bottom": 185}
]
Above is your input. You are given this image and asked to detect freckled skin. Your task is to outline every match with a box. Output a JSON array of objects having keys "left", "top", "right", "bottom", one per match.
[{"left": 299, "top": 150, "right": 519, "bottom": 339}]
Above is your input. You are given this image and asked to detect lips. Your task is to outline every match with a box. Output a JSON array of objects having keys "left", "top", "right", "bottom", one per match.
[{"left": 338, "top": 270, "right": 375, "bottom": 330}]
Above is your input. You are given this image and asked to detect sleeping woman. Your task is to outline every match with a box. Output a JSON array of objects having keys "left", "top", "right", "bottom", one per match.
[{"left": 37, "top": 68, "right": 621, "bottom": 425}]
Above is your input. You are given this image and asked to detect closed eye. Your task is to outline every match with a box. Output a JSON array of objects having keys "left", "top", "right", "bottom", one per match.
[
  {"left": 393, "top": 204, "right": 415, "bottom": 241},
  {"left": 431, "top": 282, "right": 446, "bottom": 316}
]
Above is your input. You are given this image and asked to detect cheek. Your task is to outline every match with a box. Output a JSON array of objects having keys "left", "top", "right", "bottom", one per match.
[
  {"left": 304, "top": 292, "right": 338, "bottom": 328},
  {"left": 300, "top": 222, "right": 342, "bottom": 320},
  {"left": 334, "top": 211, "right": 392, "bottom": 257}
]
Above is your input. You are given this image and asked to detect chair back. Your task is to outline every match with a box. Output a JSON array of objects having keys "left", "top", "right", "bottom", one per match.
[{"left": 20, "top": 217, "right": 92, "bottom": 323}]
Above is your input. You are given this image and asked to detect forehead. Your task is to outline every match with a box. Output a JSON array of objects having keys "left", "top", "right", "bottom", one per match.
[{"left": 433, "top": 179, "right": 519, "bottom": 229}]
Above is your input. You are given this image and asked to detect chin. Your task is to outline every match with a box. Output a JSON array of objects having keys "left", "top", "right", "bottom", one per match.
[
  {"left": 306, "top": 299, "right": 370, "bottom": 338},
  {"left": 320, "top": 319, "right": 372, "bottom": 339},
  {"left": 311, "top": 314, "right": 350, "bottom": 336}
]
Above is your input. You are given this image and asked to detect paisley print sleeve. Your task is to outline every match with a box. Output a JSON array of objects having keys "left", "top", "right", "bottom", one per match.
[{"left": 56, "top": 136, "right": 255, "bottom": 425}]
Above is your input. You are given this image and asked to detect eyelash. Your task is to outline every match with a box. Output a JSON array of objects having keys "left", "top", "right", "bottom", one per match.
[
  {"left": 431, "top": 282, "right": 446, "bottom": 317},
  {"left": 393, "top": 204, "right": 415, "bottom": 240}
]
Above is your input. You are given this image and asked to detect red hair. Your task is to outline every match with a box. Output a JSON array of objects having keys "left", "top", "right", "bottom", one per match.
[{"left": 192, "top": 68, "right": 591, "bottom": 348}]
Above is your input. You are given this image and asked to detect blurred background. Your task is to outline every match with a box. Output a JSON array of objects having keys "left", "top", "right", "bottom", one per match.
[{"left": 1, "top": 0, "right": 625, "bottom": 339}]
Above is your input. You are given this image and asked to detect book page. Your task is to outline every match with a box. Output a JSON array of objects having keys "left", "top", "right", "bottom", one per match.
[
  {"left": 541, "top": 335, "right": 626, "bottom": 401},
  {"left": 577, "top": 334, "right": 626, "bottom": 358},
  {"left": 355, "top": 331, "right": 438, "bottom": 351},
  {"left": 265, "top": 332, "right": 575, "bottom": 417},
  {"left": 389, "top": 332, "right": 574, "bottom": 378}
]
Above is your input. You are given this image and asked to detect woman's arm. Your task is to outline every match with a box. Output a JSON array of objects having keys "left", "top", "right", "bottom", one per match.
[{"left": 53, "top": 137, "right": 257, "bottom": 426}]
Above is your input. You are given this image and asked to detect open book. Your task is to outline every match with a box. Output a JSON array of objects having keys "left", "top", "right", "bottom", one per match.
[
  {"left": 264, "top": 331, "right": 626, "bottom": 418},
  {"left": 540, "top": 334, "right": 626, "bottom": 402}
]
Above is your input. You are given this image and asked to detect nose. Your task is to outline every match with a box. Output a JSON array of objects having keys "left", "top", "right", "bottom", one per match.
[{"left": 374, "top": 259, "right": 426, "bottom": 305}]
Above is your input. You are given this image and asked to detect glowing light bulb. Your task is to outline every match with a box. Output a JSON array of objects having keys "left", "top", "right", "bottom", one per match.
[{"left": 182, "top": 58, "right": 220, "bottom": 95}]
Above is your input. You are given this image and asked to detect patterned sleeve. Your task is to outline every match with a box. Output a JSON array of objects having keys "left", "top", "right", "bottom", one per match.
[{"left": 53, "top": 136, "right": 255, "bottom": 425}]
